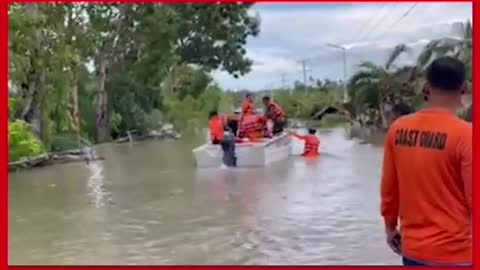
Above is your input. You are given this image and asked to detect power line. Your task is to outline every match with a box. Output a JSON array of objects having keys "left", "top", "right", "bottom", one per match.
[
  {"left": 370, "top": 3, "right": 419, "bottom": 40},
  {"left": 356, "top": 3, "right": 400, "bottom": 42},
  {"left": 386, "top": 2, "right": 418, "bottom": 29},
  {"left": 354, "top": 3, "right": 389, "bottom": 42}
]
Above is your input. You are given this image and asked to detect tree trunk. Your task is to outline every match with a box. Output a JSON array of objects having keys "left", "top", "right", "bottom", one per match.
[
  {"left": 70, "top": 81, "right": 81, "bottom": 146},
  {"left": 19, "top": 3, "right": 44, "bottom": 138},
  {"left": 95, "top": 56, "right": 111, "bottom": 143},
  {"left": 70, "top": 82, "right": 80, "bottom": 130}
]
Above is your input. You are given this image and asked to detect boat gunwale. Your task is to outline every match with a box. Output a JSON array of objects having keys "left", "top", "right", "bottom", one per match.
[{"left": 192, "top": 132, "right": 289, "bottom": 152}]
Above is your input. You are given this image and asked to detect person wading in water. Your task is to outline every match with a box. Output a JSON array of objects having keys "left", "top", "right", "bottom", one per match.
[{"left": 208, "top": 111, "right": 237, "bottom": 167}]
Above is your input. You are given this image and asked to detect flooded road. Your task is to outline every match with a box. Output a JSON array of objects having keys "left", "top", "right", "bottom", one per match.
[{"left": 9, "top": 128, "right": 400, "bottom": 265}]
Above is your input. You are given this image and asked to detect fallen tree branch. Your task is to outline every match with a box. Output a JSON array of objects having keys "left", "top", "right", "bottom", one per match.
[
  {"left": 115, "top": 129, "right": 182, "bottom": 144},
  {"left": 9, "top": 150, "right": 104, "bottom": 172}
]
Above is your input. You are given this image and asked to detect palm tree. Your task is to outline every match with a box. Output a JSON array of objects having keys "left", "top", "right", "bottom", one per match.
[
  {"left": 348, "top": 46, "right": 417, "bottom": 128},
  {"left": 418, "top": 21, "right": 472, "bottom": 73},
  {"left": 414, "top": 21, "right": 472, "bottom": 119}
]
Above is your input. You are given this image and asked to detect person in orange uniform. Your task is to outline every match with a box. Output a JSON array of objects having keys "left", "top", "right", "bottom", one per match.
[
  {"left": 289, "top": 128, "right": 320, "bottom": 157},
  {"left": 242, "top": 92, "right": 255, "bottom": 117},
  {"left": 380, "top": 56, "right": 471, "bottom": 266},
  {"left": 238, "top": 114, "right": 266, "bottom": 142},
  {"left": 262, "top": 96, "right": 286, "bottom": 135},
  {"left": 209, "top": 110, "right": 236, "bottom": 167}
]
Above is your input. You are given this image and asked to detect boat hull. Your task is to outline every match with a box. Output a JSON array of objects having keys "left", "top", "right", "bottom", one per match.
[{"left": 193, "top": 132, "right": 291, "bottom": 168}]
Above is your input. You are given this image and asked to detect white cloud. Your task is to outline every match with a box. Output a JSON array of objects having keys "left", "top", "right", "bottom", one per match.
[{"left": 212, "top": 3, "right": 472, "bottom": 91}]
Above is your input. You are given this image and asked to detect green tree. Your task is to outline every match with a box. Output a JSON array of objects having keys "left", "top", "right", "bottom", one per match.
[{"left": 172, "top": 3, "right": 260, "bottom": 77}]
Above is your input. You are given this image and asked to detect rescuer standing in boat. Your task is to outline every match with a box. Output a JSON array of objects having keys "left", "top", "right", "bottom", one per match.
[
  {"left": 380, "top": 56, "right": 472, "bottom": 266},
  {"left": 289, "top": 128, "right": 320, "bottom": 157},
  {"left": 242, "top": 92, "right": 255, "bottom": 117},
  {"left": 262, "top": 96, "right": 286, "bottom": 135},
  {"left": 209, "top": 110, "right": 237, "bottom": 167}
]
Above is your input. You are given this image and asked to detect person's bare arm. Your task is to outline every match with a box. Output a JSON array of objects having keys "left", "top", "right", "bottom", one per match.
[{"left": 288, "top": 131, "right": 306, "bottom": 140}]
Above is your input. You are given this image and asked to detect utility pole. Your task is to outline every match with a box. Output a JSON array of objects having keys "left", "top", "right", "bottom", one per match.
[
  {"left": 327, "top": 43, "right": 349, "bottom": 103},
  {"left": 280, "top": 73, "right": 287, "bottom": 89},
  {"left": 280, "top": 72, "right": 290, "bottom": 95},
  {"left": 299, "top": 59, "right": 308, "bottom": 94}
]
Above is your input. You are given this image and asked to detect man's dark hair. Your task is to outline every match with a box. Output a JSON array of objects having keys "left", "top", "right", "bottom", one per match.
[
  {"left": 209, "top": 110, "right": 218, "bottom": 119},
  {"left": 308, "top": 128, "right": 316, "bottom": 135},
  {"left": 262, "top": 96, "right": 271, "bottom": 102},
  {"left": 246, "top": 92, "right": 253, "bottom": 98},
  {"left": 426, "top": 56, "right": 466, "bottom": 92}
]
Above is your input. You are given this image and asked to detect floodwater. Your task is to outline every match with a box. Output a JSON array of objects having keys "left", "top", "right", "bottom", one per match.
[{"left": 9, "top": 128, "right": 400, "bottom": 265}]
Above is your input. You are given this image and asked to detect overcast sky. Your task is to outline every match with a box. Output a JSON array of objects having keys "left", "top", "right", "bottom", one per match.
[{"left": 211, "top": 3, "right": 472, "bottom": 91}]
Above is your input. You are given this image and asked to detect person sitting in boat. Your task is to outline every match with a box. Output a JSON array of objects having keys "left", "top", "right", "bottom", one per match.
[
  {"left": 262, "top": 96, "right": 286, "bottom": 136},
  {"left": 238, "top": 114, "right": 266, "bottom": 142},
  {"left": 209, "top": 110, "right": 237, "bottom": 167},
  {"left": 289, "top": 128, "right": 320, "bottom": 157}
]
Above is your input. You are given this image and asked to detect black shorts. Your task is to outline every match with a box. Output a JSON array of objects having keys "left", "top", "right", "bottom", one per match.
[{"left": 273, "top": 119, "right": 286, "bottom": 135}]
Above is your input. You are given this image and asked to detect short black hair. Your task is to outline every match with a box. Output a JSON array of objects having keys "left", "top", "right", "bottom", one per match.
[
  {"left": 209, "top": 110, "right": 218, "bottom": 119},
  {"left": 262, "top": 96, "right": 271, "bottom": 102},
  {"left": 308, "top": 128, "right": 316, "bottom": 134},
  {"left": 246, "top": 92, "right": 253, "bottom": 98},
  {"left": 426, "top": 56, "right": 466, "bottom": 92}
]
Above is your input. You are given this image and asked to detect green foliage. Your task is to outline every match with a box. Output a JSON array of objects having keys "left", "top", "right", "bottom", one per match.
[
  {"left": 9, "top": 1, "right": 471, "bottom": 164},
  {"left": 9, "top": 3, "right": 259, "bottom": 157},
  {"left": 172, "top": 4, "right": 260, "bottom": 77},
  {"left": 9, "top": 120, "right": 45, "bottom": 162},
  {"left": 347, "top": 21, "right": 472, "bottom": 129},
  {"left": 270, "top": 89, "right": 342, "bottom": 119},
  {"left": 162, "top": 84, "right": 232, "bottom": 133}
]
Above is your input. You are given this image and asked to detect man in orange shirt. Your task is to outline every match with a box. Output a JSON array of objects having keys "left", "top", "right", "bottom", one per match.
[
  {"left": 380, "top": 56, "right": 472, "bottom": 266},
  {"left": 262, "top": 96, "right": 286, "bottom": 135},
  {"left": 242, "top": 92, "right": 255, "bottom": 117},
  {"left": 289, "top": 128, "right": 320, "bottom": 157}
]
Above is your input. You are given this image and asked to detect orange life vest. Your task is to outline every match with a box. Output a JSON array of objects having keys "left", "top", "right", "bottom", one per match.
[
  {"left": 303, "top": 135, "right": 320, "bottom": 157},
  {"left": 267, "top": 101, "right": 285, "bottom": 121},
  {"left": 209, "top": 115, "right": 224, "bottom": 142},
  {"left": 239, "top": 114, "right": 264, "bottom": 140},
  {"left": 242, "top": 100, "right": 255, "bottom": 116}
]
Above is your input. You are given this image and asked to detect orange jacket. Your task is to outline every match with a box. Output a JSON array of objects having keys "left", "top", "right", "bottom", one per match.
[
  {"left": 290, "top": 132, "right": 319, "bottom": 157},
  {"left": 242, "top": 100, "right": 254, "bottom": 116},
  {"left": 266, "top": 101, "right": 285, "bottom": 121},
  {"left": 239, "top": 114, "right": 265, "bottom": 141},
  {"left": 208, "top": 115, "right": 224, "bottom": 142},
  {"left": 381, "top": 108, "right": 472, "bottom": 264}
]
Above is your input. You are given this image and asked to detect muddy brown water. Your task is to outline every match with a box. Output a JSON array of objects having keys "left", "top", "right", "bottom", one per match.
[{"left": 9, "top": 128, "right": 400, "bottom": 265}]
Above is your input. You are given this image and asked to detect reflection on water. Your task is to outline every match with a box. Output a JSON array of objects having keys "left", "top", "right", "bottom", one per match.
[
  {"left": 9, "top": 128, "right": 400, "bottom": 265},
  {"left": 86, "top": 162, "right": 110, "bottom": 208}
]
